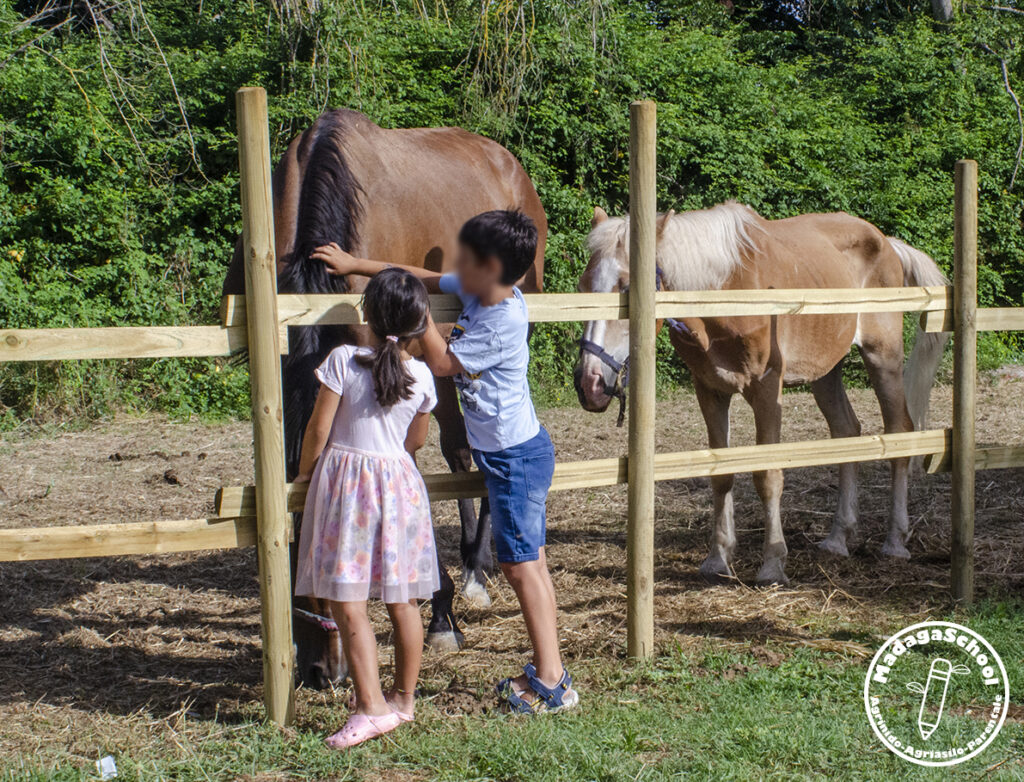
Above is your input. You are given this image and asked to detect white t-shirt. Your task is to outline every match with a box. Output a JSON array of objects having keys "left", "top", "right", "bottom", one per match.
[
  {"left": 315, "top": 344, "right": 437, "bottom": 455},
  {"left": 439, "top": 273, "right": 540, "bottom": 453}
]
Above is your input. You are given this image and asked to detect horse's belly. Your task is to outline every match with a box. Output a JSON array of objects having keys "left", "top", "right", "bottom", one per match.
[{"left": 779, "top": 313, "right": 858, "bottom": 384}]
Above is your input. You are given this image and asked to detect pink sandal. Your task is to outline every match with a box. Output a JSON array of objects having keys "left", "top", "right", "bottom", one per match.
[
  {"left": 325, "top": 711, "right": 403, "bottom": 749},
  {"left": 346, "top": 692, "right": 414, "bottom": 722}
]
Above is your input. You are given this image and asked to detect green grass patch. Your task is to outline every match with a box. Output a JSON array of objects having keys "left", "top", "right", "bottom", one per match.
[{"left": 5, "top": 601, "right": 1021, "bottom": 782}]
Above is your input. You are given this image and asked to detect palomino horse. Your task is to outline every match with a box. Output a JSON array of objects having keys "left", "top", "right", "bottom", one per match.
[
  {"left": 573, "top": 202, "right": 947, "bottom": 585},
  {"left": 223, "top": 109, "right": 547, "bottom": 688}
]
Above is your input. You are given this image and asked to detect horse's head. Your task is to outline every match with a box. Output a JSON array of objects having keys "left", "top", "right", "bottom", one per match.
[
  {"left": 293, "top": 597, "right": 348, "bottom": 690},
  {"left": 574, "top": 207, "right": 633, "bottom": 413}
]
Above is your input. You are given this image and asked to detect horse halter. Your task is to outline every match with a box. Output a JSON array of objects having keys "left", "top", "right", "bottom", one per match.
[
  {"left": 577, "top": 267, "right": 679, "bottom": 429},
  {"left": 578, "top": 337, "right": 629, "bottom": 427}
]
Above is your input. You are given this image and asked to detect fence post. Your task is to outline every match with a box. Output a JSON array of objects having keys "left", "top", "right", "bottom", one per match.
[
  {"left": 236, "top": 86, "right": 295, "bottom": 724},
  {"left": 951, "top": 160, "right": 978, "bottom": 605},
  {"left": 627, "top": 100, "right": 657, "bottom": 658}
]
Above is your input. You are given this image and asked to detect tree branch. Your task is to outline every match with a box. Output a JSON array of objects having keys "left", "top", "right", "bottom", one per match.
[
  {"left": 989, "top": 4, "right": 1024, "bottom": 15},
  {"left": 998, "top": 57, "right": 1024, "bottom": 191}
]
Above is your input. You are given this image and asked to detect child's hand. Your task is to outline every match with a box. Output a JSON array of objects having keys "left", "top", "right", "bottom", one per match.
[
  {"left": 310, "top": 242, "right": 357, "bottom": 276},
  {"left": 293, "top": 472, "right": 312, "bottom": 484}
]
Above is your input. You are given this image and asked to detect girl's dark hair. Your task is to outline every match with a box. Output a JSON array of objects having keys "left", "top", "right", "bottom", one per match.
[{"left": 354, "top": 268, "right": 430, "bottom": 408}]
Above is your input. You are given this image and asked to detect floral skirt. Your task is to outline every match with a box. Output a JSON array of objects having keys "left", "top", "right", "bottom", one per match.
[{"left": 294, "top": 444, "right": 439, "bottom": 604}]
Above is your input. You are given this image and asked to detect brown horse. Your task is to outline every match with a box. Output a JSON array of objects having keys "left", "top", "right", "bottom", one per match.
[
  {"left": 222, "top": 109, "right": 547, "bottom": 688},
  {"left": 573, "top": 202, "right": 947, "bottom": 585}
]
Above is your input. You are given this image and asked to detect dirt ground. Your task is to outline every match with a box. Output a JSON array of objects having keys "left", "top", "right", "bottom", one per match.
[{"left": 1, "top": 377, "right": 1023, "bottom": 764}]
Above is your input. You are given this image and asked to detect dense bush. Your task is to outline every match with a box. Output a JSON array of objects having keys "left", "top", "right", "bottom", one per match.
[{"left": 1, "top": 0, "right": 1022, "bottom": 420}]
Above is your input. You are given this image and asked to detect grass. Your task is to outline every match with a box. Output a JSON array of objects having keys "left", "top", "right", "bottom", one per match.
[{"left": 4, "top": 600, "right": 1022, "bottom": 782}]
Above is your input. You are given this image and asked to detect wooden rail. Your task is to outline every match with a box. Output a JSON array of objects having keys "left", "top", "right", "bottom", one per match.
[
  {"left": 0, "top": 286, "right": 951, "bottom": 365},
  {"left": 215, "top": 428, "right": 953, "bottom": 518},
  {"left": 0, "top": 517, "right": 257, "bottom": 562},
  {"left": 924, "top": 443, "right": 1024, "bottom": 474},
  {"left": 0, "top": 325, "right": 288, "bottom": 363},
  {"left": 921, "top": 306, "right": 1024, "bottom": 333},
  {"left": 6, "top": 429, "right": 1018, "bottom": 566},
  {"left": 220, "top": 286, "right": 953, "bottom": 333}
]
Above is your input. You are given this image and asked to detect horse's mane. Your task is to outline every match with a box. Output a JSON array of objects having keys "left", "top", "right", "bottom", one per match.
[
  {"left": 588, "top": 201, "right": 762, "bottom": 292},
  {"left": 278, "top": 110, "right": 364, "bottom": 474}
]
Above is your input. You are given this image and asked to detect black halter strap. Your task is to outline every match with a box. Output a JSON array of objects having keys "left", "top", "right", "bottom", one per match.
[
  {"left": 578, "top": 338, "right": 624, "bottom": 375},
  {"left": 578, "top": 265, "right": 686, "bottom": 427}
]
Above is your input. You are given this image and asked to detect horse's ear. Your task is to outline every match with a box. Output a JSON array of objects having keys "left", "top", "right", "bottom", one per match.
[
  {"left": 657, "top": 209, "right": 676, "bottom": 237},
  {"left": 591, "top": 206, "right": 609, "bottom": 227}
]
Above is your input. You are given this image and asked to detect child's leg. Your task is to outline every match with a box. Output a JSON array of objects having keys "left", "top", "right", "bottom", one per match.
[
  {"left": 330, "top": 600, "right": 389, "bottom": 717},
  {"left": 501, "top": 547, "right": 562, "bottom": 686},
  {"left": 385, "top": 599, "right": 424, "bottom": 716}
]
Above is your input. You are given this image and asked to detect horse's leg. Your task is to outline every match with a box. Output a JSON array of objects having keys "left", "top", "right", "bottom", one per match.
[
  {"left": 695, "top": 382, "right": 737, "bottom": 581},
  {"left": 744, "top": 370, "right": 789, "bottom": 586},
  {"left": 859, "top": 319, "right": 914, "bottom": 559},
  {"left": 426, "top": 547, "right": 465, "bottom": 651},
  {"left": 435, "top": 376, "right": 492, "bottom": 608},
  {"left": 811, "top": 362, "right": 863, "bottom": 557}
]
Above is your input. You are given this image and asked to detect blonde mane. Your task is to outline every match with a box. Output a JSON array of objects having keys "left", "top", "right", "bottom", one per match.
[{"left": 586, "top": 201, "right": 763, "bottom": 292}]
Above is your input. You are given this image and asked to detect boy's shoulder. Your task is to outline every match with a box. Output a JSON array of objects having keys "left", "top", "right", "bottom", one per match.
[{"left": 469, "top": 288, "right": 528, "bottom": 328}]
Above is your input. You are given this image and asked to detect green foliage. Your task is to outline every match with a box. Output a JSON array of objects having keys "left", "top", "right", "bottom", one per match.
[{"left": 1, "top": 0, "right": 1022, "bottom": 419}]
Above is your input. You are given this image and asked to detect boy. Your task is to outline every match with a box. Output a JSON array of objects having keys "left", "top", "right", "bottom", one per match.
[{"left": 311, "top": 210, "right": 578, "bottom": 713}]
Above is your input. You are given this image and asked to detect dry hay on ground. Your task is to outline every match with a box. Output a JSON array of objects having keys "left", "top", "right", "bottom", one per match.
[{"left": 1, "top": 379, "right": 1022, "bottom": 762}]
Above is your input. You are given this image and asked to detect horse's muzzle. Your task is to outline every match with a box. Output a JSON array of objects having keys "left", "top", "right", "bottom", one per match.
[{"left": 574, "top": 364, "right": 613, "bottom": 412}]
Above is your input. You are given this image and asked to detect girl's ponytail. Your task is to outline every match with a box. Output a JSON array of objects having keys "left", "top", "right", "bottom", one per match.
[{"left": 354, "top": 269, "right": 430, "bottom": 408}]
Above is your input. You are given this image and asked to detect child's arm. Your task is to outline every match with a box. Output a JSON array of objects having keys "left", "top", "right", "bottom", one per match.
[
  {"left": 416, "top": 312, "right": 466, "bottom": 378},
  {"left": 310, "top": 242, "right": 445, "bottom": 294},
  {"left": 293, "top": 385, "right": 341, "bottom": 482},
  {"left": 404, "top": 411, "right": 431, "bottom": 459}
]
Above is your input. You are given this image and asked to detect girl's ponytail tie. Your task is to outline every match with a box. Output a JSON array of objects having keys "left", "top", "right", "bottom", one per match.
[{"left": 386, "top": 335, "right": 399, "bottom": 343}]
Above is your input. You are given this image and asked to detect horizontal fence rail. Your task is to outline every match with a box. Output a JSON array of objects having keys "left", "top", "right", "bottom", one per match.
[
  {"left": 221, "top": 286, "right": 953, "bottom": 333},
  {"left": 0, "top": 517, "right": 258, "bottom": 562},
  {"left": 920, "top": 306, "right": 1024, "bottom": 333},
  {"left": 4, "top": 429, "right": 1021, "bottom": 565},
  {"left": 0, "top": 325, "right": 289, "bottom": 363},
  {"left": 218, "top": 428, "right": 953, "bottom": 516},
  {"left": 1, "top": 287, "right": 956, "bottom": 364}
]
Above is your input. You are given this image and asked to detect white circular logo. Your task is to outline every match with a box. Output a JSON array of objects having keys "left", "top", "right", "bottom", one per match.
[{"left": 864, "top": 621, "right": 1009, "bottom": 767}]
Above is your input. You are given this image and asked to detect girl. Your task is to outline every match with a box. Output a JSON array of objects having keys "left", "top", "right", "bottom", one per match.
[{"left": 293, "top": 268, "right": 440, "bottom": 749}]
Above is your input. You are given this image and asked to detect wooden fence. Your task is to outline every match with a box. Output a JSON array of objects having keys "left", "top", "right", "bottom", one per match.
[{"left": 1, "top": 91, "right": 1021, "bottom": 725}]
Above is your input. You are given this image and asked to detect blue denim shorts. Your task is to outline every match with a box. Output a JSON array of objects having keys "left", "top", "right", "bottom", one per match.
[{"left": 472, "top": 427, "right": 555, "bottom": 564}]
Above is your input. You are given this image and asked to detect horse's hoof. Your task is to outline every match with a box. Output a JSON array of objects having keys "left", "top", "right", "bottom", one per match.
[
  {"left": 755, "top": 564, "right": 790, "bottom": 588},
  {"left": 461, "top": 576, "right": 491, "bottom": 609},
  {"left": 699, "top": 556, "right": 732, "bottom": 583},
  {"left": 817, "top": 536, "right": 850, "bottom": 558},
  {"left": 425, "top": 628, "right": 465, "bottom": 652},
  {"left": 880, "top": 540, "right": 911, "bottom": 560}
]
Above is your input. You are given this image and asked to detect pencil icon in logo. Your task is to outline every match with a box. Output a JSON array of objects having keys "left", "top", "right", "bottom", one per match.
[{"left": 907, "top": 658, "right": 971, "bottom": 740}]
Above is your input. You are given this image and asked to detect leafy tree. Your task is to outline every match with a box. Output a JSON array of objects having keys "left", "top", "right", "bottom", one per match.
[{"left": 1, "top": 0, "right": 1022, "bottom": 420}]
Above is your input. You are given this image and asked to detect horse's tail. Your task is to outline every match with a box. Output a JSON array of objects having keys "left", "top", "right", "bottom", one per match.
[
  {"left": 888, "top": 237, "right": 950, "bottom": 432},
  {"left": 278, "top": 111, "right": 364, "bottom": 474}
]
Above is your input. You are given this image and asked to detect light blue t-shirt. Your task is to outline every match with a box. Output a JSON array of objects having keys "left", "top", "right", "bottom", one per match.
[{"left": 439, "top": 273, "right": 540, "bottom": 453}]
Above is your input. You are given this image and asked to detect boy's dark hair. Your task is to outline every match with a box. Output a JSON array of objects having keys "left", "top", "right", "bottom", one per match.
[
  {"left": 355, "top": 268, "right": 430, "bottom": 408},
  {"left": 458, "top": 209, "right": 537, "bottom": 285}
]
